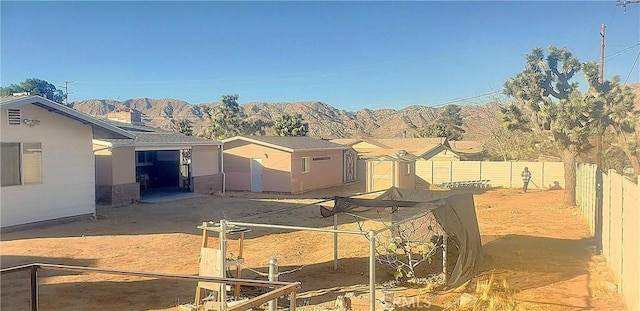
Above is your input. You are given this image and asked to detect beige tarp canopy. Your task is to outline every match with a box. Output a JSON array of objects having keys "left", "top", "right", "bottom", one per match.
[{"left": 321, "top": 187, "right": 482, "bottom": 288}]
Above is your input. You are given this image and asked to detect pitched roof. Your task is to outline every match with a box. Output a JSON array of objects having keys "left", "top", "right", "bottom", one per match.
[
  {"left": 367, "top": 151, "right": 420, "bottom": 162},
  {"left": 330, "top": 138, "right": 391, "bottom": 149},
  {"left": 223, "top": 136, "right": 349, "bottom": 152},
  {"left": 95, "top": 120, "right": 221, "bottom": 147},
  {"left": 1, "top": 95, "right": 134, "bottom": 139},
  {"left": 448, "top": 140, "right": 484, "bottom": 154},
  {"left": 375, "top": 137, "right": 448, "bottom": 150}
]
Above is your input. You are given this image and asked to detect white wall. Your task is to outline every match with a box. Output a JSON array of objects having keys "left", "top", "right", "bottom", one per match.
[
  {"left": 415, "top": 160, "right": 565, "bottom": 189},
  {"left": 1, "top": 105, "right": 96, "bottom": 227}
]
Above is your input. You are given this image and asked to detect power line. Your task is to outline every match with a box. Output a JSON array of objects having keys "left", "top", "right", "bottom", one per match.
[
  {"left": 623, "top": 51, "right": 640, "bottom": 84},
  {"left": 603, "top": 42, "right": 640, "bottom": 62},
  {"left": 428, "top": 91, "right": 502, "bottom": 108}
]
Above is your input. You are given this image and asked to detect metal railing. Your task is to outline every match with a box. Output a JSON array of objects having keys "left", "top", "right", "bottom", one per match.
[{"left": 0, "top": 263, "right": 300, "bottom": 311}]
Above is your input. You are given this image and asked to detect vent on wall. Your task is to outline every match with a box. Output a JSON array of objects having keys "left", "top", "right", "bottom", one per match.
[{"left": 7, "top": 109, "right": 21, "bottom": 125}]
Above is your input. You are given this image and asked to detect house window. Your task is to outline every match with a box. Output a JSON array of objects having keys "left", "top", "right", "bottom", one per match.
[
  {"left": 405, "top": 163, "right": 411, "bottom": 175},
  {"left": 1, "top": 142, "right": 42, "bottom": 186},
  {"left": 302, "top": 157, "right": 310, "bottom": 173}
]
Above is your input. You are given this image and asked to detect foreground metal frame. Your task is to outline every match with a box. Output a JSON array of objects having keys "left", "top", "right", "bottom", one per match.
[
  {"left": 0, "top": 263, "right": 299, "bottom": 311},
  {"left": 211, "top": 210, "right": 436, "bottom": 311}
]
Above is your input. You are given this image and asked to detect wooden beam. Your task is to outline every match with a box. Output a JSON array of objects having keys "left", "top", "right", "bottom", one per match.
[{"left": 226, "top": 282, "right": 301, "bottom": 311}]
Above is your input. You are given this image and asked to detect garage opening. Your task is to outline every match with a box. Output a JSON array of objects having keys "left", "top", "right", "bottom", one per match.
[{"left": 136, "top": 150, "right": 191, "bottom": 197}]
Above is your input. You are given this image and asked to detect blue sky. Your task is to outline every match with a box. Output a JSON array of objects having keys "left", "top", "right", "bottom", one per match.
[{"left": 1, "top": 1, "right": 639, "bottom": 110}]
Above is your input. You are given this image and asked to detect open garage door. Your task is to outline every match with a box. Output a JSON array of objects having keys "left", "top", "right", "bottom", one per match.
[{"left": 136, "top": 150, "right": 191, "bottom": 193}]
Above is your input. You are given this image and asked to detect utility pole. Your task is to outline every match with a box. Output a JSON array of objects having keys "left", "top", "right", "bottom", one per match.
[
  {"left": 597, "top": 24, "right": 605, "bottom": 168},
  {"left": 599, "top": 24, "right": 606, "bottom": 86},
  {"left": 60, "top": 81, "right": 73, "bottom": 106},
  {"left": 595, "top": 24, "right": 606, "bottom": 256}
]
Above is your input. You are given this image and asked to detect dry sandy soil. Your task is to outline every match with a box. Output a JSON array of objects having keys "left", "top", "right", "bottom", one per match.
[{"left": 0, "top": 183, "right": 627, "bottom": 310}]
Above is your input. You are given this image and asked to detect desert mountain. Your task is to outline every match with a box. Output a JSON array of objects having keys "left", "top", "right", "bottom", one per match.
[
  {"left": 71, "top": 98, "right": 500, "bottom": 139},
  {"left": 71, "top": 83, "right": 639, "bottom": 139}
]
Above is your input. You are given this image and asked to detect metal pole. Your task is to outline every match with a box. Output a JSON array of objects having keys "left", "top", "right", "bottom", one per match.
[
  {"left": 219, "top": 219, "right": 227, "bottom": 309},
  {"left": 226, "top": 221, "right": 367, "bottom": 236},
  {"left": 30, "top": 266, "right": 38, "bottom": 311},
  {"left": 599, "top": 24, "right": 606, "bottom": 85},
  {"left": 442, "top": 232, "right": 448, "bottom": 284},
  {"left": 333, "top": 214, "right": 339, "bottom": 270},
  {"left": 368, "top": 230, "right": 376, "bottom": 311},
  {"left": 268, "top": 258, "right": 279, "bottom": 311}
]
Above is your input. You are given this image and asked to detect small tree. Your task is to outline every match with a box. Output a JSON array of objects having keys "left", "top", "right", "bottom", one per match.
[
  {"left": 170, "top": 119, "right": 193, "bottom": 136},
  {"left": 273, "top": 113, "right": 309, "bottom": 136},
  {"left": 1, "top": 78, "right": 65, "bottom": 104},
  {"left": 418, "top": 105, "right": 465, "bottom": 140}
]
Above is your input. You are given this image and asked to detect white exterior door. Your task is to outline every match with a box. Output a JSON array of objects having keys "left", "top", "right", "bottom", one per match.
[{"left": 250, "top": 158, "right": 263, "bottom": 192}]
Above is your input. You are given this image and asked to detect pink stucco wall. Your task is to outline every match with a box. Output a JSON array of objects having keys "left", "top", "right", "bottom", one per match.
[
  {"left": 223, "top": 140, "right": 344, "bottom": 193},
  {"left": 290, "top": 150, "right": 344, "bottom": 193},
  {"left": 223, "top": 140, "right": 292, "bottom": 192}
]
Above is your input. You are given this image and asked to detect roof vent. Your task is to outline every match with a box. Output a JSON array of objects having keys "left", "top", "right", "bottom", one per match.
[{"left": 7, "top": 109, "right": 21, "bottom": 125}]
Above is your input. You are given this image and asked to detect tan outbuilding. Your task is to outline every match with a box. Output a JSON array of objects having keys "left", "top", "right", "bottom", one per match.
[{"left": 222, "top": 136, "right": 355, "bottom": 193}]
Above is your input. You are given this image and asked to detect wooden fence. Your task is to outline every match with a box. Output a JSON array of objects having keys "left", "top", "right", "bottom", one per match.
[
  {"left": 576, "top": 163, "right": 639, "bottom": 311},
  {"left": 415, "top": 161, "right": 565, "bottom": 189}
]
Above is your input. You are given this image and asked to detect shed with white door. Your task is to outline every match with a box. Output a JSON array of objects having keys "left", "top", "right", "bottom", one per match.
[{"left": 222, "top": 136, "right": 351, "bottom": 193}]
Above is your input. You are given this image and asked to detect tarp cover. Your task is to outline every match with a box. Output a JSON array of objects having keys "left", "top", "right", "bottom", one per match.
[{"left": 321, "top": 187, "right": 482, "bottom": 288}]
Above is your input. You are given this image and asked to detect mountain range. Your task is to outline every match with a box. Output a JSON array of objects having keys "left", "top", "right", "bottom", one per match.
[
  {"left": 70, "top": 83, "right": 639, "bottom": 141},
  {"left": 70, "top": 98, "right": 500, "bottom": 140}
]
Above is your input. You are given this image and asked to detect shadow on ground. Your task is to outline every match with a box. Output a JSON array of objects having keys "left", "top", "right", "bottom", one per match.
[{"left": 480, "top": 234, "right": 593, "bottom": 291}]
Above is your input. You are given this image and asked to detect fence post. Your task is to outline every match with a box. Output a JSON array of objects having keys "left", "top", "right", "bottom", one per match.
[
  {"left": 219, "top": 220, "right": 227, "bottom": 309},
  {"left": 541, "top": 162, "right": 545, "bottom": 189},
  {"left": 431, "top": 161, "right": 434, "bottom": 185},
  {"left": 619, "top": 176, "right": 624, "bottom": 294},
  {"left": 30, "top": 266, "right": 38, "bottom": 311},
  {"left": 509, "top": 162, "right": 513, "bottom": 188},
  {"left": 442, "top": 232, "right": 448, "bottom": 283},
  {"left": 269, "top": 258, "right": 279, "bottom": 311},
  {"left": 333, "top": 214, "right": 339, "bottom": 270},
  {"left": 368, "top": 230, "right": 376, "bottom": 311},
  {"left": 595, "top": 166, "right": 603, "bottom": 254},
  {"left": 606, "top": 169, "right": 613, "bottom": 258}
]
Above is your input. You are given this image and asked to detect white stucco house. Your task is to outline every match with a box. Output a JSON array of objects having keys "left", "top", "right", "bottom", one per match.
[{"left": 1, "top": 95, "right": 133, "bottom": 229}]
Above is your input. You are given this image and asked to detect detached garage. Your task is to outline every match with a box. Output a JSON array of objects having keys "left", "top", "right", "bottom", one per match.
[
  {"left": 93, "top": 116, "right": 224, "bottom": 206},
  {"left": 1, "top": 95, "right": 133, "bottom": 229}
]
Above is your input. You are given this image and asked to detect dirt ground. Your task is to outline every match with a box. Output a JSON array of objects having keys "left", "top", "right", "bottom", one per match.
[{"left": 0, "top": 183, "right": 627, "bottom": 310}]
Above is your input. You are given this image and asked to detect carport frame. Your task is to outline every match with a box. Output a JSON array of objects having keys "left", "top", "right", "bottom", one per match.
[{"left": 212, "top": 210, "right": 436, "bottom": 311}]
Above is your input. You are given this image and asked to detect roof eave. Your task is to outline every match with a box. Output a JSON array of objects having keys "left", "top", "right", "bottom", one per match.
[
  {"left": 222, "top": 136, "right": 295, "bottom": 152},
  {"left": 292, "top": 147, "right": 350, "bottom": 153},
  {"left": 112, "top": 141, "right": 222, "bottom": 148},
  {"left": 2, "top": 96, "right": 135, "bottom": 139}
]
